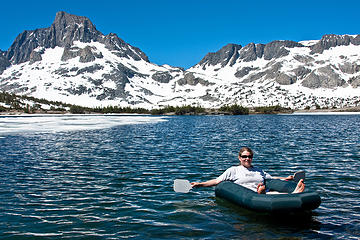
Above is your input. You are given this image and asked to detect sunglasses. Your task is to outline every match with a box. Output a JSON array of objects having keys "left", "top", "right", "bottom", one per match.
[{"left": 240, "top": 155, "right": 253, "bottom": 159}]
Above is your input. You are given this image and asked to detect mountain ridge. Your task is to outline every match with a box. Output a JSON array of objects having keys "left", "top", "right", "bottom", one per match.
[{"left": 0, "top": 11, "right": 359, "bottom": 110}]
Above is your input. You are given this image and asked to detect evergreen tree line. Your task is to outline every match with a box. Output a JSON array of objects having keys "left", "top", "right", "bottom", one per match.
[
  {"left": 59, "top": 104, "right": 290, "bottom": 115},
  {"left": 219, "top": 105, "right": 249, "bottom": 115},
  {"left": 253, "top": 105, "right": 292, "bottom": 114},
  {"left": 0, "top": 91, "right": 291, "bottom": 115}
]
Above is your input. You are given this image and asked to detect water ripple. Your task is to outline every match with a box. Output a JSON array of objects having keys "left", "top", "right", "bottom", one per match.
[{"left": 0, "top": 115, "right": 359, "bottom": 239}]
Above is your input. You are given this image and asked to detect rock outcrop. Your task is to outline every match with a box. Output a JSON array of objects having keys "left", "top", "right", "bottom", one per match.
[
  {"left": 152, "top": 71, "right": 173, "bottom": 83},
  {"left": 0, "top": 50, "right": 10, "bottom": 74},
  {"left": 302, "top": 66, "right": 347, "bottom": 88},
  {"left": 177, "top": 72, "right": 211, "bottom": 86},
  {"left": 310, "top": 34, "right": 360, "bottom": 54}
]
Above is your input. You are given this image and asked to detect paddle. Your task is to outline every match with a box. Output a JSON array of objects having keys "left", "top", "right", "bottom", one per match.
[
  {"left": 293, "top": 170, "right": 305, "bottom": 182},
  {"left": 173, "top": 179, "right": 193, "bottom": 193}
]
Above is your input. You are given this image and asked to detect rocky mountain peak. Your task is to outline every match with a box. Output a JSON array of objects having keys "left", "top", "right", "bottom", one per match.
[
  {"left": 51, "top": 11, "right": 102, "bottom": 47},
  {"left": 4, "top": 11, "right": 149, "bottom": 65},
  {"left": 102, "top": 33, "right": 149, "bottom": 62},
  {"left": 198, "top": 43, "right": 242, "bottom": 68},
  {"left": 5, "top": 11, "right": 102, "bottom": 65},
  {"left": 54, "top": 11, "right": 92, "bottom": 27}
]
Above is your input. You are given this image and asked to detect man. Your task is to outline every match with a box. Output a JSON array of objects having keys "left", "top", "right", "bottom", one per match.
[{"left": 191, "top": 147, "right": 305, "bottom": 194}]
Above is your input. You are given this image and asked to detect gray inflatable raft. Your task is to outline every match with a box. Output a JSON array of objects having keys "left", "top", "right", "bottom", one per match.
[{"left": 215, "top": 179, "right": 321, "bottom": 213}]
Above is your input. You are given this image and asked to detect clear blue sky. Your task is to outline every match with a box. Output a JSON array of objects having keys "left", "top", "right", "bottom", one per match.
[{"left": 1, "top": 0, "right": 359, "bottom": 69}]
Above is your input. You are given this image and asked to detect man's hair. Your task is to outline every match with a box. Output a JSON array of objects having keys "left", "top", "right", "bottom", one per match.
[{"left": 238, "top": 147, "right": 253, "bottom": 157}]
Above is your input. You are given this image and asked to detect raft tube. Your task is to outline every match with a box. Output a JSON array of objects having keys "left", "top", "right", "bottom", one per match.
[{"left": 215, "top": 179, "right": 321, "bottom": 213}]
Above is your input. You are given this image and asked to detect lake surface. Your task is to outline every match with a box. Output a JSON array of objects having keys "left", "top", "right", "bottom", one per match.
[{"left": 0, "top": 114, "right": 359, "bottom": 239}]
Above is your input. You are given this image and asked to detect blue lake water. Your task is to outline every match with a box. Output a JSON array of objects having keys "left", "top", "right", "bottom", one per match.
[{"left": 0, "top": 114, "right": 359, "bottom": 239}]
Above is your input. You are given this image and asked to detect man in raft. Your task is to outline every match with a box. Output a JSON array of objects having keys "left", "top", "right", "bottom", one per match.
[{"left": 191, "top": 147, "right": 305, "bottom": 194}]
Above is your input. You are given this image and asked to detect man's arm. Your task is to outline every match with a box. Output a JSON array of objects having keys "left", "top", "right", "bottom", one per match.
[
  {"left": 271, "top": 175, "right": 294, "bottom": 180},
  {"left": 191, "top": 178, "right": 221, "bottom": 187}
]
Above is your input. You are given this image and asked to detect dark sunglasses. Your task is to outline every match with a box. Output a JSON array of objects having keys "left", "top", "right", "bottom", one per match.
[{"left": 240, "top": 155, "right": 253, "bottom": 159}]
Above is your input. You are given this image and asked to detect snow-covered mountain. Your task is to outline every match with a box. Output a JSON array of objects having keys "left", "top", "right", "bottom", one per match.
[{"left": 0, "top": 11, "right": 359, "bottom": 109}]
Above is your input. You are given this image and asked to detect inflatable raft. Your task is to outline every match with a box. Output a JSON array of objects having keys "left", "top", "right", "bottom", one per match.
[{"left": 215, "top": 179, "right": 321, "bottom": 213}]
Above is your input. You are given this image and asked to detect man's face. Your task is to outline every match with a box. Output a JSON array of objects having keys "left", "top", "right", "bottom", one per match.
[{"left": 239, "top": 150, "right": 253, "bottom": 168}]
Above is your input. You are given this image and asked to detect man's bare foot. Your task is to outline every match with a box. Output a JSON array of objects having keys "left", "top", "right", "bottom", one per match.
[
  {"left": 292, "top": 179, "right": 305, "bottom": 193},
  {"left": 257, "top": 183, "right": 266, "bottom": 194}
]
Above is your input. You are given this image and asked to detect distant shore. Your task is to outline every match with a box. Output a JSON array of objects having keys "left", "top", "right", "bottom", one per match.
[
  {"left": 1, "top": 106, "right": 360, "bottom": 116},
  {"left": 293, "top": 106, "right": 360, "bottom": 114}
]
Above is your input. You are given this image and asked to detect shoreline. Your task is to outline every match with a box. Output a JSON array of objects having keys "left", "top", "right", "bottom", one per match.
[
  {"left": 292, "top": 106, "right": 360, "bottom": 115},
  {"left": 0, "top": 111, "right": 151, "bottom": 116},
  {"left": 1, "top": 106, "right": 360, "bottom": 116},
  {"left": 292, "top": 111, "right": 360, "bottom": 115}
]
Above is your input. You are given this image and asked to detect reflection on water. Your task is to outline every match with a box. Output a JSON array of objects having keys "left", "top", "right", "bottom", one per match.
[{"left": 0, "top": 114, "right": 359, "bottom": 239}]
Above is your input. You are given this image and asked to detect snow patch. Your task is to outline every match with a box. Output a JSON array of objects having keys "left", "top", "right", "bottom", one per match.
[
  {"left": 299, "top": 40, "right": 319, "bottom": 46},
  {"left": 0, "top": 115, "right": 168, "bottom": 135}
]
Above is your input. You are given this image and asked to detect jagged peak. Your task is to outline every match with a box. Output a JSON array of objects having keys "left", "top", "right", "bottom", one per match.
[
  {"left": 51, "top": 11, "right": 102, "bottom": 46},
  {"left": 102, "top": 32, "right": 149, "bottom": 62},
  {"left": 4, "top": 11, "right": 151, "bottom": 65},
  {"left": 198, "top": 43, "right": 242, "bottom": 68},
  {"left": 220, "top": 43, "right": 242, "bottom": 50},
  {"left": 53, "top": 11, "right": 95, "bottom": 29}
]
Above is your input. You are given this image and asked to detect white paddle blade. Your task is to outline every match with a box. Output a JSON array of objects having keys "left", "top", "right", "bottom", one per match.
[
  {"left": 293, "top": 171, "right": 305, "bottom": 183},
  {"left": 173, "top": 179, "right": 192, "bottom": 193}
]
